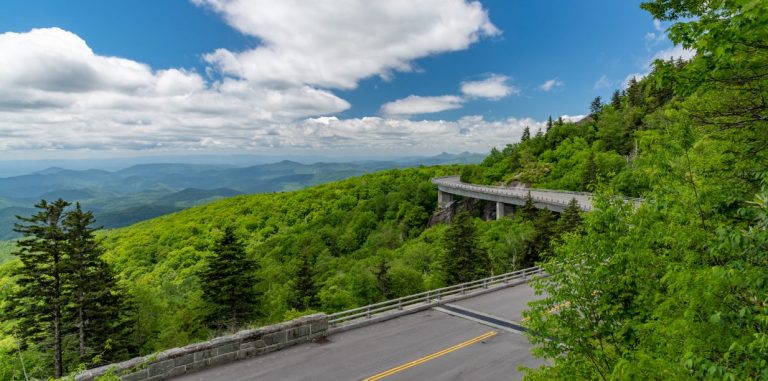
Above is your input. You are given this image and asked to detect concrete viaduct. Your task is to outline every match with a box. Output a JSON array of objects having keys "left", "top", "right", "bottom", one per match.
[{"left": 433, "top": 175, "right": 595, "bottom": 219}]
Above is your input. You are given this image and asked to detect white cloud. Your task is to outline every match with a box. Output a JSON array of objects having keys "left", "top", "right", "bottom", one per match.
[
  {"left": 380, "top": 95, "right": 464, "bottom": 117},
  {"left": 0, "top": 0, "right": 503, "bottom": 155},
  {"left": 194, "top": 0, "right": 499, "bottom": 89},
  {"left": 622, "top": 45, "right": 696, "bottom": 88},
  {"left": 593, "top": 75, "right": 613, "bottom": 90},
  {"left": 559, "top": 114, "right": 586, "bottom": 123},
  {"left": 653, "top": 19, "right": 663, "bottom": 32},
  {"left": 460, "top": 75, "right": 517, "bottom": 100},
  {"left": 538, "top": 78, "right": 563, "bottom": 92},
  {"left": 651, "top": 45, "right": 696, "bottom": 62}
]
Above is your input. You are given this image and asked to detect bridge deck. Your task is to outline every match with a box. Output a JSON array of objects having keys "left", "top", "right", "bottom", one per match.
[
  {"left": 433, "top": 175, "right": 594, "bottom": 212},
  {"left": 172, "top": 285, "right": 543, "bottom": 381}
]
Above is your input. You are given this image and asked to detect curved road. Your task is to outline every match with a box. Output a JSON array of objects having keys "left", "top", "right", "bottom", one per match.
[
  {"left": 433, "top": 176, "right": 641, "bottom": 212},
  {"left": 172, "top": 285, "right": 543, "bottom": 381}
]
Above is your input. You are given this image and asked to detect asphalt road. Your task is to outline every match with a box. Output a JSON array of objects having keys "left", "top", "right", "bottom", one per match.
[{"left": 173, "top": 285, "right": 543, "bottom": 381}]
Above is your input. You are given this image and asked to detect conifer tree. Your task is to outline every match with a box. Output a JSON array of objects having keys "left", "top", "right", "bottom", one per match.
[
  {"left": 7, "top": 199, "right": 70, "bottom": 378},
  {"left": 611, "top": 89, "right": 622, "bottom": 109},
  {"left": 292, "top": 251, "right": 318, "bottom": 310},
  {"left": 546, "top": 115, "right": 554, "bottom": 130},
  {"left": 555, "top": 198, "right": 583, "bottom": 238},
  {"left": 521, "top": 126, "right": 531, "bottom": 142},
  {"left": 63, "top": 203, "right": 130, "bottom": 365},
  {"left": 590, "top": 96, "right": 603, "bottom": 117},
  {"left": 557, "top": 116, "right": 564, "bottom": 126},
  {"left": 374, "top": 259, "right": 391, "bottom": 301},
  {"left": 520, "top": 191, "right": 538, "bottom": 222},
  {"left": 442, "top": 211, "right": 490, "bottom": 284},
  {"left": 201, "top": 226, "right": 259, "bottom": 331},
  {"left": 581, "top": 153, "right": 598, "bottom": 191},
  {"left": 626, "top": 77, "right": 642, "bottom": 106}
]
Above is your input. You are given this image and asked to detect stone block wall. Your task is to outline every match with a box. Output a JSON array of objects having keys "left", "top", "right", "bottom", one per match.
[{"left": 74, "top": 313, "right": 328, "bottom": 381}]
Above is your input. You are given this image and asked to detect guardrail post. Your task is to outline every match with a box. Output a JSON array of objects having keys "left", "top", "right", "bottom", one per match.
[
  {"left": 397, "top": 299, "right": 403, "bottom": 311},
  {"left": 461, "top": 285, "right": 465, "bottom": 295},
  {"left": 483, "top": 280, "right": 488, "bottom": 289},
  {"left": 504, "top": 274, "right": 509, "bottom": 284},
  {"left": 436, "top": 290, "right": 441, "bottom": 301},
  {"left": 425, "top": 291, "right": 430, "bottom": 303},
  {"left": 366, "top": 306, "right": 371, "bottom": 319}
]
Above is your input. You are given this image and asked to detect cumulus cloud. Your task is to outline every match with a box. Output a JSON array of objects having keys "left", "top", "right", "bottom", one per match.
[
  {"left": 380, "top": 95, "right": 464, "bottom": 117},
  {"left": 194, "top": 0, "right": 499, "bottom": 89},
  {"left": 538, "top": 78, "right": 563, "bottom": 92},
  {"left": 559, "top": 114, "right": 587, "bottom": 123},
  {"left": 460, "top": 75, "right": 517, "bottom": 99},
  {"left": 622, "top": 45, "right": 696, "bottom": 88},
  {"left": 0, "top": 0, "right": 503, "bottom": 155}
]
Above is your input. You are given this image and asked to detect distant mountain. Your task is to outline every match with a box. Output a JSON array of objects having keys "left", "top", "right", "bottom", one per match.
[{"left": 0, "top": 152, "right": 483, "bottom": 238}]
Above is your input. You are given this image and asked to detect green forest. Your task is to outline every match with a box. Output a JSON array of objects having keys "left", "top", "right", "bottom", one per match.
[{"left": 0, "top": 0, "right": 766, "bottom": 379}]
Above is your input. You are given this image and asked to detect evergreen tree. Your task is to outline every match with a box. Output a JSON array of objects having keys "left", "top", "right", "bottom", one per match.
[
  {"left": 520, "top": 191, "right": 538, "bottom": 222},
  {"left": 374, "top": 259, "right": 391, "bottom": 301},
  {"left": 581, "top": 153, "right": 598, "bottom": 191},
  {"left": 556, "top": 116, "right": 564, "bottom": 126},
  {"left": 62, "top": 203, "right": 130, "bottom": 365},
  {"left": 546, "top": 115, "right": 554, "bottom": 130},
  {"left": 529, "top": 209, "right": 556, "bottom": 262},
  {"left": 555, "top": 198, "right": 583, "bottom": 238},
  {"left": 626, "top": 77, "right": 642, "bottom": 107},
  {"left": 521, "top": 126, "right": 531, "bottom": 142},
  {"left": 292, "top": 251, "right": 318, "bottom": 310},
  {"left": 7, "top": 199, "right": 70, "bottom": 378},
  {"left": 611, "top": 89, "right": 622, "bottom": 109},
  {"left": 200, "top": 226, "right": 259, "bottom": 331},
  {"left": 442, "top": 211, "right": 490, "bottom": 284},
  {"left": 535, "top": 128, "right": 544, "bottom": 139},
  {"left": 589, "top": 96, "right": 603, "bottom": 117}
]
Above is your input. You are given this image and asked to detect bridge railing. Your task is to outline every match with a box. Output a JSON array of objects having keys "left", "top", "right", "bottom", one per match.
[
  {"left": 327, "top": 266, "right": 544, "bottom": 328},
  {"left": 432, "top": 175, "right": 642, "bottom": 206}
]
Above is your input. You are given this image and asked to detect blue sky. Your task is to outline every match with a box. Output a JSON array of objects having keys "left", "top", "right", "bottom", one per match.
[{"left": 0, "top": 0, "right": 691, "bottom": 159}]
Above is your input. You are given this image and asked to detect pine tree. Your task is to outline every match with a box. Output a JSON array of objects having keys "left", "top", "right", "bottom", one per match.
[
  {"left": 546, "top": 115, "right": 554, "bottom": 130},
  {"left": 529, "top": 209, "right": 556, "bottom": 262},
  {"left": 626, "top": 77, "right": 642, "bottom": 107},
  {"left": 201, "top": 226, "right": 260, "bottom": 331},
  {"left": 292, "top": 251, "right": 318, "bottom": 310},
  {"left": 590, "top": 96, "right": 603, "bottom": 117},
  {"left": 7, "top": 199, "right": 70, "bottom": 378},
  {"left": 581, "top": 153, "right": 598, "bottom": 191},
  {"left": 555, "top": 198, "right": 583, "bottom": 238},
  {"left": 521, "top": 126, "right": 531, "bottom": 142},
  {"left": 556, "top": 116, "right": 564, "bottom": 126},
  {"left": 520, "top": 191, "right": 538, "bottom": 222},
  {"left": 374, "top": 259, "right": 392, "bottom": 301},
  {"left": 611, "top": 89, "right": 622, "bottom": 110},
  {"left": 442, "top": 211, "right": 490, "bottom": 284},
  {"left": 535, "top": 128, "right": 544, "bottom": 138},
  {"left": 62, "top": 203, "right": 130, "bottom": 365}
]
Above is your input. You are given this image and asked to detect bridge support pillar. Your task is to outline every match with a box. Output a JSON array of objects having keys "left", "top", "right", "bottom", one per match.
[
  {"left": 496, "top": 202, "right": 506, "bottom": 220},
  {"left": 438, "top": 190, "right": 454, "bottom": 208}
]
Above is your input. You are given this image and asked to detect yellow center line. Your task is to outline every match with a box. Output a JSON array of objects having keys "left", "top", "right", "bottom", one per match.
[{"left": 362, "top": 331, "right": 498, "bottom": 381}]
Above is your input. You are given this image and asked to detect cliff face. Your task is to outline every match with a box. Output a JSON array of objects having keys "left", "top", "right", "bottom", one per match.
[{"left": 427, "top": 198, "right": 497, "bottom": 227}]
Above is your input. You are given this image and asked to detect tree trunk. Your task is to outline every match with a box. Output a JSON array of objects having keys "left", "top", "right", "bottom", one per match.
[{"left": 79, "top": 292, "right": 86, "bottom": 358}]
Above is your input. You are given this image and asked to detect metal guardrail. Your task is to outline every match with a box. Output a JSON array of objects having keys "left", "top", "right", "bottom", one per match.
[{"left": 327, "top": 266, "right": 545, "bottom": 328}]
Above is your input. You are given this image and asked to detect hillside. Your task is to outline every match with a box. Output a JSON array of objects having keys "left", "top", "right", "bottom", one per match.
[{"left": 0, "top": 153, "right": 484, "bottom": 239}]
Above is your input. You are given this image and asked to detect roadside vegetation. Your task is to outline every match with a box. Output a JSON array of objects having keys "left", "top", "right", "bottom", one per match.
[{"left": 0, "top": 0, "right": 765, "bottom": 379}]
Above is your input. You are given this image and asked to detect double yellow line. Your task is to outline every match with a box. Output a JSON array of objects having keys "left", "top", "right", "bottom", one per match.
[{"left": 363, "top": 331, "right": 498, "bottom": 381}]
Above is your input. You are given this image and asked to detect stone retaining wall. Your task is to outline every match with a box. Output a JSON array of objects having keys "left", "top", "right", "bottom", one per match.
[{"left": 74, "top": 313, "right": 328, "bottom": 381}]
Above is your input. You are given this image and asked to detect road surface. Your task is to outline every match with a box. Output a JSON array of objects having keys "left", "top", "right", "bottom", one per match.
[{"left": 173, "top": 284, "right": 543, "bottom": 381}]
